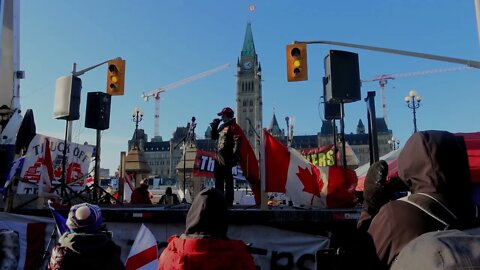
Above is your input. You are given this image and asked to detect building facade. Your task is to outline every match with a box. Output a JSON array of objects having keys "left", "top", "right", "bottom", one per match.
[
  {"left": 317, "top": 118, "right": 393, "bottom": 165},
  {"left": 140, "top": 116, "right": 393, "bottom": 180}
]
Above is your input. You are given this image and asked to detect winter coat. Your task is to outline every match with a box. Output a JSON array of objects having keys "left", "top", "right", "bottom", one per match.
[
  {"left": 158, "top": 187, "right": 256, "bottom": 269},
  {"left": 48, "top": 232, "right": 124, "bottom": 270},
  {"left": 158, "top": 194, "right": 180, "bottom": 205},
  {"left": 211, "top": 118, "right": 240, "bottom": 166},
  {"left": 365, "top": 131, "right": 479, "bottom": 267},
  {"left": 158, "top": 236, "right": 256, "bottom": 270},
  {"left": 130, "top": 185, "right": 153, "bottom": 204}
]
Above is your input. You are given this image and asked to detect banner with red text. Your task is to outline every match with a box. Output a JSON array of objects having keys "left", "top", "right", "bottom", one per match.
[{"left": 16, "top": 134, "right": 94, "bottom": 194}]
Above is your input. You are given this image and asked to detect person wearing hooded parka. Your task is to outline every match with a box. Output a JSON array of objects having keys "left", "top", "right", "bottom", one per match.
[
  {"left": 358, "top": 131, "right": 479, "bottom": 268},
  {"left": 158, "top": 187, "right": 256, "bottom": 270}
]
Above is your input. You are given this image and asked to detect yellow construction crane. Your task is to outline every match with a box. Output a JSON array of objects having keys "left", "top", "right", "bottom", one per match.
[{"left": 141, "top": 63, "right": 230, "bottom": 138}]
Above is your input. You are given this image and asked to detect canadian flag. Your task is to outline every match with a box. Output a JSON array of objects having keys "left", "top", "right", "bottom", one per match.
[
  {"left": 123, "top": 174, "right": 135, "bottom": 203},
  {"left": 125, "top": 224, "right": 158, "bottom": 270},
  {"left": 38, "top": 138, "right": 54, "bottom": 196},
  {"left": 263, "top": 130, "right": 357, "bottom": 208}
]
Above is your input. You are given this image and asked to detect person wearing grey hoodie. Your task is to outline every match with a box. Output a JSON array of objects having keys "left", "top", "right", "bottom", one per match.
[{"left": 358, "top": 130, "right": 479, "bottom": 268}]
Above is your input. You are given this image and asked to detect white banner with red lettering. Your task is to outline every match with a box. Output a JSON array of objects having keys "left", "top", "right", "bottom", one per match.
[{"left": 16, "top": 134, "right": 94, "bottom": 194}]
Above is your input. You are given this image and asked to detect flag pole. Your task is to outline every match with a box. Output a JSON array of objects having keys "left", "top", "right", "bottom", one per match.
[{"left": 259, "top": 129, "right": 268, "bottom": 209}]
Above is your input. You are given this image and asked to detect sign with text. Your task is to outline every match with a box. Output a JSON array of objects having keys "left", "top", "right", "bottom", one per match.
[
  {"left": 16, "top": 134, "right": 94, "bottom": 194},
  {"left": 301, "top": 143, "right": 359, "bottom": 167},
  {"left": 193, "top": 149, "right": 245, "bottom": 181},
  {"left": 193, "top": 149, "right": 215, "bottom": 177},
  {"left": 301, "top": 145, "right": 336, "bottom": 167}
]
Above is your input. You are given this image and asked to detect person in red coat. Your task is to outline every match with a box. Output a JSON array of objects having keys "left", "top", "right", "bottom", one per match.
[
  {"left": 158, "top": 187, "right": 256, "bottom": 270},
  {"left": 130, "top": 178, "right": 153, "bottom": 204}
]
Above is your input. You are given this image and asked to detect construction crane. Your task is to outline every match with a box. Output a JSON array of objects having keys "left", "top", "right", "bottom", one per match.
[
  {"left": 362, "top": 66, "right": 471, "bottom": 123},
  {"left": 141, "top": 63, "right": 230, "bottom": 138}
]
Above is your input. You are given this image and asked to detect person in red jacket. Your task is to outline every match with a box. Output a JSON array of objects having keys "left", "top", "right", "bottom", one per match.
[
  {"left": 158, "top": 187, "right": 256, "bottom": 270},
  {"left": 130, "top": 178, "right": 153, "bottom": 204}
]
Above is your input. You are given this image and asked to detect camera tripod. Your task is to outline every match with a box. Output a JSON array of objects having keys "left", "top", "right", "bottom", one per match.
[{"left": 174, "top": 116, "right": 196, "bottom": 203}]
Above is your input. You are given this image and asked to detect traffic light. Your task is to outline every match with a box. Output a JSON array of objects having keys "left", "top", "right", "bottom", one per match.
[
  {"left": 286, "top": 43, "right": 308, "bottom": 82},
  {"left": 106, "top": 59, "right": 125, "bottom": 96}
]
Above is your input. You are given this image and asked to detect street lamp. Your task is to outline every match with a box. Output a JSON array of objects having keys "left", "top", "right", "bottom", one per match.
[
  {"left": 131, "top": 106, "right": 144, "bottom": 149},
  {"left": 405, "top": 90, "right": 421, "bottom": 133},
  {"left": 388, "top": 136, "right": 400, "bottom": 150}
]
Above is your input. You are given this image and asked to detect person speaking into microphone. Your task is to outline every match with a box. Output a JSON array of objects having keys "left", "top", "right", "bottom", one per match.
[{"left": 210, "top": 107, "right": 240, "bottom": 207}]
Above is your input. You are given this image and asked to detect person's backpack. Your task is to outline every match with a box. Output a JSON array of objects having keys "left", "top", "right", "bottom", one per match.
[
  {"left": 391, "top": 193, "right": 480, "bottom": 270},
  {"left": 390, "top": 229, "right": 480, "bottom": 270}
]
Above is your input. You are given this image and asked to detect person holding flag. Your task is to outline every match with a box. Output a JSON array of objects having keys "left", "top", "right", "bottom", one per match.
[{"left": 48, "top": 203, "right": 124, "bottom": 270}]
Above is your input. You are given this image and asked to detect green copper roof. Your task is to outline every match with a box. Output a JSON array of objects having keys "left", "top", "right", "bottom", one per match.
[
  {"left": 268, "top": 113, "right": 283, "bottom": 137},
  {"left": 241, "top": 22, "right": 255, "bottom": 57},
  {"left": 357, "top": 119, "right": 364, "bottom": 128}
]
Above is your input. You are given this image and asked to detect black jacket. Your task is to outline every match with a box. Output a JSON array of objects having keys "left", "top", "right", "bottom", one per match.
[
  {"left": 211, "top": 118, "right": 240, "bottom": 166},
  {"left": 48, "top": 232, "right": 124, "bottom": 270}
]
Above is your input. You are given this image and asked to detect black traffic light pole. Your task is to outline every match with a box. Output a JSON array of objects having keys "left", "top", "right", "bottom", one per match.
[
  {"left": 293, "top": 40, "right": 480, "bottom": 68},
  {"left": 72, "top": 57, "right": 122, "bottom": 77},
  {"left": 63, "top": 58, "right": 122, "bottom": 202},
  {"left": 366, "top": 91, "right": 379, "bottom": 165}
]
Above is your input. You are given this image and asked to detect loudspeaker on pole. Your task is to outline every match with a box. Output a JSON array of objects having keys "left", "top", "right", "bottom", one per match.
[
  {"left": 53, "top": 75, "right": 82, "bottom": 120},
  {"left": 323, "top": 77, "right": 341, "bottom": 120},
  {"left": 85, "top": 92, "right": 111, "bottom": 130},
  {"left": 324, "top": 50, "right": 361, "bottom": 104}
]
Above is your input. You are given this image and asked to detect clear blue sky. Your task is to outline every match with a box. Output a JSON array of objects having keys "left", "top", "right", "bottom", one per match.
[{"left": 19, "top": 1, "right": 480, "bottom": 174}]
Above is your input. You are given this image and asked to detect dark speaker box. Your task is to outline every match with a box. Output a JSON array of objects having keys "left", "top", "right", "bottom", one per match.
[
  {"left": 85, "top": 92, "right": 111, "bottom": 130},
  {"left": 53, "top": 75, "right": 82, "bottom": 120},
  {"left": 324, "top": 50, "right": 361, "bottom": 103},
  {"left": 324, "top": 102, "right": 341, "bottom": 120},
  {"left": 323, "top": 77, "right": 341, "bottom": 120}
]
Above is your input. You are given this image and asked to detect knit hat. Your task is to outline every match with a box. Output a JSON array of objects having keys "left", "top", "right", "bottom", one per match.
[{"left": 66, "top": 203, "right": 103, "bottom": 233}]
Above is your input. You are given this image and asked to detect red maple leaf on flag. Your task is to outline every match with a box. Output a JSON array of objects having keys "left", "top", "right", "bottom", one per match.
[{"left": 296, "top": 164, "right": 324, "bottom": 197}]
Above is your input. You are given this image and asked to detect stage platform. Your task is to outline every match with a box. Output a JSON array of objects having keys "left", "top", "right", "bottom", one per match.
[
  {"left": 7, "top": 203, "right": 361, "bottom": 235},
  {"left": 2, "top": 202, "right": 362, "bottom": 269}
]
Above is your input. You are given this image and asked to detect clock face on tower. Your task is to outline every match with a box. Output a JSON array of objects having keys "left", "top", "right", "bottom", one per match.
[{"left": 243, "top": 61, "right": 253, "bottom": 70}]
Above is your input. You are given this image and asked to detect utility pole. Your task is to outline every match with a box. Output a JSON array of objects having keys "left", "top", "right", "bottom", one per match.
[{"left": 475, "top": 0, "right": 480, "bottom": 47}]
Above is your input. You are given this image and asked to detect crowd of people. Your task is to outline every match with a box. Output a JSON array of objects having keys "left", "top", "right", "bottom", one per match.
[
  {"left": 46, "top": 187, "right": 256, "bottom": 270},
  {"left": 6, "top": 129, "right": 480, "bottom": 269}
]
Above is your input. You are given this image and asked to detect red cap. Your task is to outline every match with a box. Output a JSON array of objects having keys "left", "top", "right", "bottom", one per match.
[{"left": 217, "top": 107, "right": 234, "bottom": 117}]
